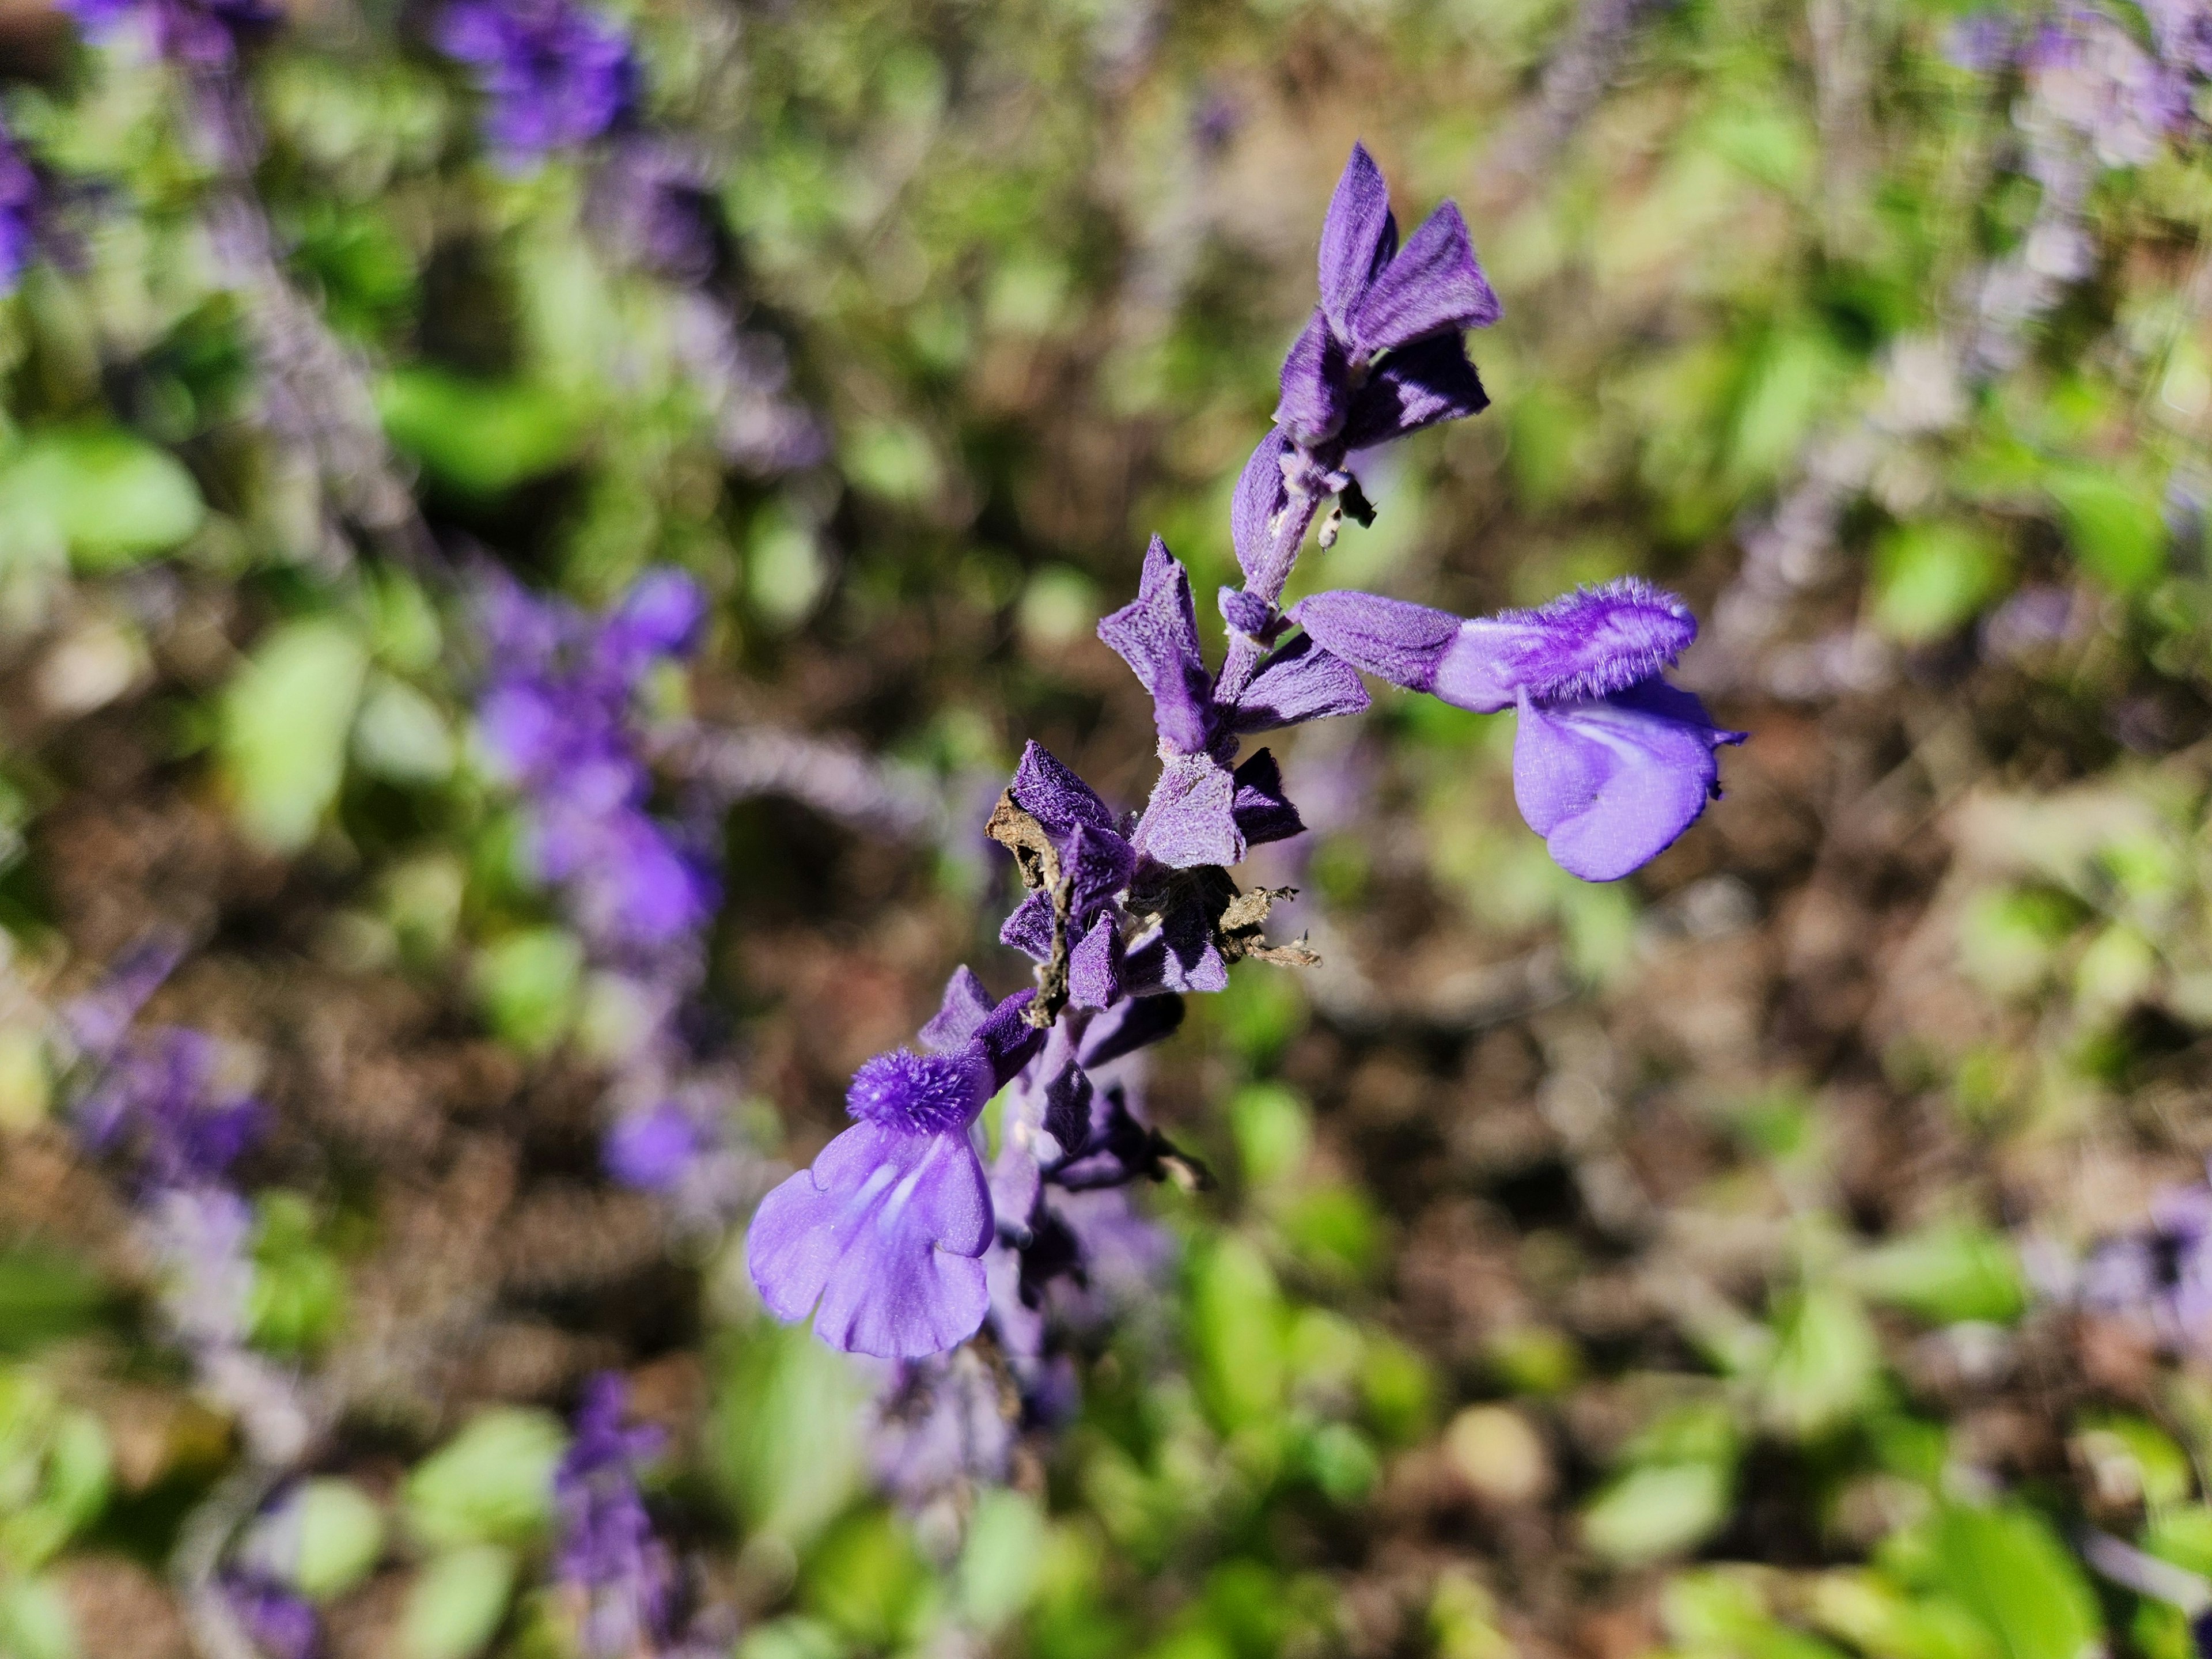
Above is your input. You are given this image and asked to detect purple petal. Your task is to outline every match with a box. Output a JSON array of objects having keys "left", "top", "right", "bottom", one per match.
[
  {"left": 1078, "top": 993, "right": 1185, "bottom": 1071},
  {"left": 1512, "top": 681, "right": 1744, "bottom": 882},
  {"left": 747, "top": 1120, "right": 993, "bottom": 1359},
  {"left": 919, "top": 966, "right": 996, "bottom": 1052},
  {"left": 999, "top": 889, "right": 1055, "bottom": 961},
  {"left": 1433, "top": 577, "right": 1699, "bottom": 711},
  {"left": 1274, "top": 308, "right": 1355, "bottom": 448},
  {"left": 1008, "top": 742, "right": 1117, "bottom": 839},
  {"left": 1317, "top": 142, "right": 1398, "bottom": 342},
  {"left": 1123, "top": 901, "right": 1228, "bottom": 994},
  {"left": 1219, "top": 586, "right": 1275, "bottom": 641},
  {"left": 1097, "top": 536, "right": 1216, "bottom": 755},
  {"left": 1132, "top": 752, "right": 1244, "bottom": 870},
  {"left": 1231, "top": 748, "right": 1305, "bottom": 847},
  {"left": 604, "top": 1101, "right": 702, "bottom": 1191},
  {"left": 1349, "top": 200, "right": 1501, "bottom": 356},
  {"left": 1340, "top": 333, "right": 1490, "bottom": 450},
  {"left": 1289, "top": 590, "right": 1459, "bottom": 692},
  {"left": 608, "top": 567, "right": 706, "bottom": 660},
  {"left": 1232, "top": 634, "right": 1372, "bottom": 733},
  {"left": 1232, "top": 430, "right": 1292, "bottom": 585},
  {"left": 1068, "top": 914, "right": 1123, "bottom": 1009}
]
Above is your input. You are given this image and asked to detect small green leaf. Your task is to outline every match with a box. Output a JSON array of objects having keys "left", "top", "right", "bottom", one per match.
[
  {"left": 2049, "top": 466, "right": 2166, "bottom": 594},
  {"left": 957, "top": 1490, "right": 1045, "bottom": 1632},
  {"left": 0, "top": 426, "right": 204, "bottom": 570},
  {"left": 377, "top": 369, "right": 584, "bottom": 497},
  {"left": 1872, "top": 522, "right": 2006, "bottom": 645},
  {"left": 218, "top": 618, "right": 370, "bottom": 853},
  {"left": 1582, "top": 1460, "right": 1734, "bottom": 1565},
  {"left": 1930, "top": 1502, "right": 2101, "bottom": 1659},
  {"left": 291, "top": 1478, "right": 387, "bottom": 1601},
  {"left": 0, "top": 1574, "right": 77, "bottom": 1659},
  {"left": 1230, "top": 1084, "right": 1311, "bottom": 1190},
  {"left": 402, "top": 1408, "right": 563, "bottom": 1550},
  {"left": 472, "top": 929, "right": 584, "bottom": 1055},
  {"left": 353, "top": 675, "right": 456, "bottom": 785},
  {"left": 1846, "top": 1224, "right": 2025, "bottom": 1326},
  {"left": 400, "top": 1544, "right": 517, "bottom": 1659}
]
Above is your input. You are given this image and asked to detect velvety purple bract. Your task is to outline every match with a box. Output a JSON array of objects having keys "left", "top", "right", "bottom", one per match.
[
  {"left": 1231, "top": 429, "right": 1292, "bottom": 581},
  {"left": 1007, "top": 740, "right": 1118, "bottom": 838},
  {"left": 1317, "top": 143, "right": 1399, "bottom": 342},
  {"left": 1097, "top": 536, "right": 1215, "bottom": 755},
  {"left": 435, "top": 0, "right": 634, "bottom": 164},
  {"left": 1514, "top": 681, "right": 1743, "bottom": 882},
  {"left": 1336, "top": 334, "right": 1492, "bottom": 450},
  {"left": 1351, "top": 200, "right": 1503, "bottom": 355},
  {"left": 1233, "top": 633, "right": 1370, "bottom": 733},
  {"left": 1134, "top": 752, "right": 1243, "bottom": 870},
  {"left": 1436, "top": 578, "right": 1700, "bottom": 710},
  {"left": 1287, "top": 589, "right": 1460, "bottom": 694}
]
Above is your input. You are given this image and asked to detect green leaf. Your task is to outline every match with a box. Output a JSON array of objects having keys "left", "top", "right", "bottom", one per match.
[
  {"left": 1582, "top": 1460, "right": 1734, "bottom": 1565},
  {"left": 247, "top": 1193, "right": 347, "bottom": 1355},
  {"left": 2048, "top": 466, "right": 2166, "bottom": 594},
  {"left": 957, "top": 1490, "right": 1045, "bottom": 1632},
  {"left": 0, "top": 1574, "right": 77, "bottom": 1659},
  {"left": 377, "top": 369, "right": 584, "bottom": 497},
  {"left": 400, "top": 1544, "right": 517, "bottom": 1659},
  {"left": 1930, "top": 1502, "right": 2101, "bottom": 1659},
  {"left": 1230, "top": 1084, "right": 1311, "bottom": 1190},
  {"left": 352, "top": 675, "right": 455, "bottom": 785},
  {"left": 1846, "top": 1224, "right": 2025, "bottom": 1325},
  {"left": 1871, "top": 522, "right": 2007, "bottom": 645},
  {"left": 290, "top": 1478, "right": 387, "bottom": 1601},
  {"left": 472, "top": 929, "right": 584, "bottom": 1055},
  {"left": 1762, "top": 1286, "right": 1883, "bottom": 1438},
  {"left": 711, "top": 1319, "right": 868, "bottom": 1547},
  {"left": 401, "top": 1408, "right": 563, "bottom": 1550},
  {"left": 217, "top": 618, "right": 370, "bottom": 853},
  {"left": 0, "top": 1247, "right": 109, "bottom": 1356},
  {"left": 1192, "top": 1236, "right": 1287, "bottom": 1430},
  {"left": 0, "top": 426, "right": 204, "bottom": 571}
]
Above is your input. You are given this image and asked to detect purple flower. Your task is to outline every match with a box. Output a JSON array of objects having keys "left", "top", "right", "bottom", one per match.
[
  {"left": 603, "top": 1100, "right": 703, "bottom": 1192},
  {"left": 2142, "top": 0, "right": 2212, "bottom": 76},
  {"left": 555, "top": 1375, "right": 680, "bottom": 1659},
  {"left": 435, "top": 0, "right": 635, "bottom": 165},
  {"left": 0, "top": 127, "right": 40, "bottom": 296},
  {"left": 58, "top": 0, "right": 279, "bottom": 64},
  {"left": 476, "top": 568, "right": 718, "bottom": 958},
  {"left": 1294, "top": 578, "right": 1744, "bottom": 881},
  {"left": 589, "top": 137, "right": 721, "bottom": 283},
  {"left": 746, "top": 976, "right": 1045, "bottom": 1358},
  {"left": 867, "top": 1349, "right": 1017, "bottom": 1512},
  {"left": 2025, "top": 6, "right": 2191, "bottom": 165},
  {"left": 75, "top": 1027, "right": 264, "bottom": 1192},
  {"left": 222, "top": 1573, "right": 321, "bottom": 1659},
  {"left": 2081, "top": 1171, "right": 2212, "bottom": 1349}
]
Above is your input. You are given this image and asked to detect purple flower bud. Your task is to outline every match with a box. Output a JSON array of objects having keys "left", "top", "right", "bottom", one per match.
[{"left": 435, "top": 0, "right": 635, "bottom": 165}]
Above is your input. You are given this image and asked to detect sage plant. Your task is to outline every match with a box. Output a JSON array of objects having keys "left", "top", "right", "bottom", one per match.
[{"left": 746, "top": 143, "right": 1742, "bottom": 1368}]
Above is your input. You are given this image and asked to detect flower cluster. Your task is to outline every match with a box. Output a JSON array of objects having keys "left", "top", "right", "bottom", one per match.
[
  {"left": 434, "top": 0, "right": 635, "bottom": 166},
  {"left": 552, "top": 1375, "right": 717, "bottom": 1658},
  {"left": 745, "top": 143, "right": 1740, "bottom": 1381},
  {"left": 475, "top": 569, "right": 740, "bottom": 1209}
]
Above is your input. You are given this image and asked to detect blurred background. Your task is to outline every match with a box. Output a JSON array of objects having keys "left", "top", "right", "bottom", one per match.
[{"left": 2, "top": 0, "right": 2211, "bottom": 1655}]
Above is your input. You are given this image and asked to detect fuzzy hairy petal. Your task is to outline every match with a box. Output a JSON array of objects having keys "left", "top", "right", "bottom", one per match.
[
  {"left": 1349, "top": 200, "right": 1501, "bottom": 355},
  {"left": 1437, "top": 578, "right": 1698, "bottom": 709},
  {"left": 846, "top": 1047, "right": 990, "bottom": 1135},
  {"left": 1512, "top": 681, "right": 1744, "bottom": 882},
  {"left": 1317, "top": 142, "right": 1399, "bottom": 340},
  {"left": 1340, "top": 334, "right": 1490, "bottom": 450}
]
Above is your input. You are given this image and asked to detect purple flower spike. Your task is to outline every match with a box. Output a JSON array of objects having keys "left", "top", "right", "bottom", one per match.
[
  {"left": 555, "top": 1375, "right": 683, "bottom": 1658},
  {"left": 1294, "top": 579, "right": 1740, "bottom": 880},
  {"left": 748, "top": 983, "right": 1044, "bottom": 1358},
  {"left": 435, "top": 0, "right": 635, "bottom": 165},
  {"left": 1513, "top": 681, "right": 1743, "bottom": 882}
]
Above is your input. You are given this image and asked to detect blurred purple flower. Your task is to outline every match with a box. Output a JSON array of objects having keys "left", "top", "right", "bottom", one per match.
[
  {"left": 1945, "top": 10, "right": 2021, "bottom": 71},
  {"left": 2025, "top": 6, "right": 2191, "bottom": 164},
  {"left": 222, "top": 1573, "right": 321, "bottom": 1659},
  {"left": 74, "top": 1026, "right": 264, "bottom": 1192},
  {"left": 590, "top": 137, "right": 720, "bottom": 283},
  {"left": 0, "top": 126, "right": 41, "bottom": 296},
  {"left": 2142, "top": 0, "right": 2212, "bottom": 75},
  {"left": 555, "top": 1375, "right": 680, "bottom": 1659},
  {"left": 58, "top": 0, "right": 279, "bottom": 64},
  {"left": 867, "top": 1349, "right": 1017, "bottom": 1512},
  {"left": 1295, "top": 578, "right": 1743, "bottom": 880},
  {"left": 2081, "top": 1169, "right": 2212, "bottom": 1349},
  {"left": 435, "top": 0, "right": 634, "bottom": 165},
  {"left": 476, "top": 568, "right": 718, "bottom": 959}
]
